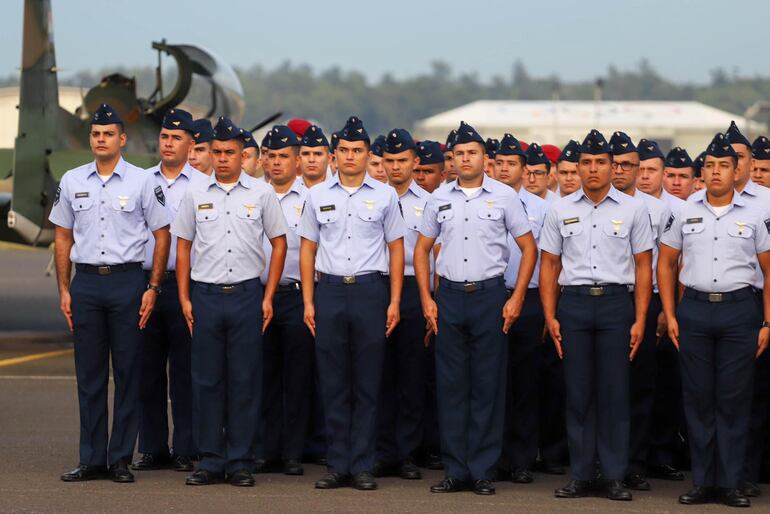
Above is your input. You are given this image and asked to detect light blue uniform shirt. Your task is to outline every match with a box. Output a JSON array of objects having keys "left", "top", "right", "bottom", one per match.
[
  {"left": 660, "top": 189, "right": 686, "bottom": 211},
  {"left": 504, "top": 188, "right": 548, "bottom": 289},
  {"left": 635, "top": 190, "right": 673, "bottom": 293},
  {"left": 539, "top": 186, "right": 654, "bottom": 286},
  {"left": 419, "top": 175, "right": 532, "bottom": 282},
  {"left": 297, "top": 173, "right": 406, "bottom": 275},
  {"left": 48, "top": 158, "right": 172, "bottom": 265},
  {"left": 545, "top": 189, "right": 559, "bottom": 204},
  {"left": 662, "top": 191, "right": 770, "bottom": 292},
  {"left": 171, "top": 171, "right": 288, "bottom": 285},
  {"left": 143, "top": 162, "right": 209, "bottom": 271},
  {"left": 261, "top": 178, "right": 307, "bottom": 285},
  {"left": 399, "top": 180, "right": 431, "bottom": 277}
]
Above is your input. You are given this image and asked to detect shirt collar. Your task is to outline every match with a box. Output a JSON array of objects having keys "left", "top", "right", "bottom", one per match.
[
  {"left": 741, "top": 179, "right": 760, "bottom": 198},
  {"left": 328, "top": 172, "right": 376, "bottom": 191},
  {"left": 573, "top": 185, "right": 622, "bottom": 204},
  {"left": 449, "top": 173, "right": 494, "bottom": 193},
  {"left": 207, "top": 170, "right": 251, "bottom": 190},
  {"left": 152, "top": 162, "right": 195, "bottom": 181},
  {"left": 401, "top": 179, "right": 424, "bottom": 199},
  {"left": 693, "top": 190, "right": 746, "bottom": 209},
  {"left": 87, "top": 157, "right": 127, "bottom": 179}
]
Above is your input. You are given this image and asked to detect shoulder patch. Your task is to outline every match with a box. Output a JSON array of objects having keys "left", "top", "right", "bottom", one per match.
[
  {"left": 154, "top": 185, "right": 165, "bottom": 206},
  {"left": 765, "top": 218, "right": 770, "bottom": 235},
  {"left": 664, "top": 214, "right": 674, "bottom": 232},
  {"left": 54, "top": 186, "right": 61, "bottom": 206}
]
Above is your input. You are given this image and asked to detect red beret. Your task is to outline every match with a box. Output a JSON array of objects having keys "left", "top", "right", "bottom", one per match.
[
  {"left": 440, "top": 143, "right": 447, "bottom": 152},
  {"left": 287, "top": 119, "right": 312, "bottom": 138},
  {"left": 519, "top": 141, "right": 529, "bottom": 151},
  {"left": 542, "top": 144, "right": 561, "bottom": 163}
]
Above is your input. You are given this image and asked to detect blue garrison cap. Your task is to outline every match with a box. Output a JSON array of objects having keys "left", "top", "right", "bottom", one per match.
[
  {"left": 558, "top": 140, "right": 580, "bottom": 163},
  {"left": 638, "top": 138, "right": 665, "bottom": 161},
  {"left": 161, "top": 108, "right": 194, "bottom": 133},
  {"left": 693, "top": 151, "right": 706, "bottom": 178},
  {"left": 706, "top": 132, "right": 738, "bottom": 159},
  {"left": 339, "top": 115, "right": 370, "bottom": 144},
  {"left": 384, "top": 128, "right": 416, "bottom": 154},
  {"left": 301, "top": 125, "right": 329, "bottom": 148},
  {"left": 496, "top": 133, "right": 526, "bottom": 158},
  {"left": 578, "top": 129, "right": 610, "bottom": 155},
  {"left": 91, "top": 103, "right": 123, "bottom": 127},
  {"left": 445, "top": 129, "right": 458, "bottom": 151},
  {"left": 266, "top": 125, "right": 300, "bottom": 150},
  {"left": 485, "top": 138, "right": 500, "bottom": 159},
  {"left": 752, "top": 135, "right": 770, "bottom": 160},
  {"left": 193, "top": 119, "right": 214, "bottom": 144},
  {"left": 453, "top": 121, "right": 484, "bottom": 146},
  {"left": 665, "top": 147, "right": 693, "bottom": 168},
  {"left": 609, "top": 131, "right": 637, "bottom": 155},
  {"left": 370, "top": 135, "right": 386, "bottom": 157},
  {"left": 213, "top": 116, "right": 243, "bottom": 141},
  {"left": 329, "top": 131, "right": 340, "bottom": 152},
  {"left": 525, "top": 143, "right": 550, "bottom": 167},
  {"left": 416, "top": 140, "right": 444, "bottom": 165},
  {"left": 241, "top": 130, "right": 258, "bottom": 150},
  {"left": 725, "top": 120, "right": 751, "bottom": 148}
]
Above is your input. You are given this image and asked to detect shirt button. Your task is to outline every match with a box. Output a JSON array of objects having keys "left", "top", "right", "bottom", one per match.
[
  {"left": 594, "top": 206, "right": 597, "bottom": 209},
  {"left": 464, "top": 236, "right": 468, "bottom": 240},
  {"left": 102, "top": 184, "right": 105, "bottom": 188},
  {"left": 464, "top": 258, "right": 467, "bottom": 262},
  {"left": 465, "top": 218, "right": 468, "bottom": 221},
  {"left": 347, "top": 236, "right": 351, "bottom": 239},
  {"left": 228, "top": 249, "right": 232, "bottom": 253},
  {"left": 713, "top": 279, "right": 717, "bottom": 282},
  {"left": 714, "top": 257, "right": 717, "bottom": 261},
  {"left": 100, "top": 217, "right": 104, "bottom": 221},
  {"left": 101, "top": 251, "right": 104, "bottom": 255},
  {"left": 593, "top": 224, "right": 597, "bottom": 228},
  {"left": 229, "top": 268, "right": 232, "bottom": 272},
  {"left": 348, "top": 213, "right": 351, "bottom": 217},
  {"left": 714, "top": 237, "right": 718, "bottom": 241},
  {"left": 592, "top": 245, "right": 596, "bottom": 249},
  {"left": 227, "top": 230, "right": 231, "bottom": 234},
  {"left": 226, "top": 193, "right": 230, "bottom": 196},
  {"left": 347, "top": 258, "right": 351, "bottom": 260},
  {"left": 593, "top": 266, "right": 597, "bottom": 269},
  {"left": 226, "top": 211, "right": 230, "bottom": 215}
]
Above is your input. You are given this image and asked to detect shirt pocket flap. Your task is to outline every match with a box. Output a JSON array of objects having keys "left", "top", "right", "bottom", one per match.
[
  {"left": 195, "top": 207, "right": 219, "bottom": 222},
  {"left": 357, "top": 207, "right": 384, "bottom": 222},
  {"left": 72, "top": 197, "right": 94, "bottom": 211},
  {"left": 727, "top": 223, "right": 754, "bottom": 238},
  {"left": 437, "top": 207, "right": 455, "bottom": 223},
  {"left": 316, "top": 206, "right": 340, "bottom": 224},
  {"left": 559, "top": 221, "right": 583, "bottom": 237},
  {"left": 681, "top": 222, "right": 705, "bottom": 235},
  {"left": 477, "top": 207, "right": 503, "bottom": 221},
  {"left": 111, "top": 196, "right": 137, "bottom": 212},
  {"left": 602, "top": 221, "right": 630, "bottom": 238},
  {"left": 237, "top": 204, "right": 260, "bottom": 221}
]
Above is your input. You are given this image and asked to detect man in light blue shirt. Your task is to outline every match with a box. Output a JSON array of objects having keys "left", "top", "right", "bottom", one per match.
[
  {"left": 298, "top": 116, "right": 406, "bottom": 491},
  {"left": 51, "top": 104, "right": 171, "bottom": 483}
]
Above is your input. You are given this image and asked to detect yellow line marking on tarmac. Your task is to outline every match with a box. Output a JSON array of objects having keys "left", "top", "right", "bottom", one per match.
[{"left": 0, "top": 349, "right": 73, "bottom": 368}]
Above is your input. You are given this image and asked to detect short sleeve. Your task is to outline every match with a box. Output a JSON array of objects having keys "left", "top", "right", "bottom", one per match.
[
  {"left": 261, "top": 190, "right": 288, "bottom": 240},
  {"left": 418, "top": 196, "right": 440, "bottom": 239},
  {"left": 170, "top": 188, "right": 196, "bottom": 241},
  {"left": 630, "top": 203, "right": 654, "bottom": 255},
  {"left": 48, "top": 175, "right": 74, "bottom": 229},
  {"left": 659, "top": 211, "right": 683, "bottom": 250},
  {"left": 538, "top": 207, "right": 563, "bottom": 256},
  {"left": 297, "top": 192, "right": 320, "bottom": 243},
  {"left": 382, "top": 188, "right": 406, "bottom": 243},
  {"left": 141, "top": 174, "right": 173, "bottom": 231},
  {"left": 505, "top": 190, "right": 532, "bottom": 238},
  {"left": 756, "top": 209, "right": 770, "bottom": 254}
]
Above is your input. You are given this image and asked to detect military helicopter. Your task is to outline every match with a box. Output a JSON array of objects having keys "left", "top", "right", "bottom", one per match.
[{"left": 0, "top": 0, "right": 278, "bottom": 246}]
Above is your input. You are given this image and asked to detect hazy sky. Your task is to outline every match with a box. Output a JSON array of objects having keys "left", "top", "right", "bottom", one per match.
[{"left": 1, "top": 0, "right": 766, "bottom": 84}]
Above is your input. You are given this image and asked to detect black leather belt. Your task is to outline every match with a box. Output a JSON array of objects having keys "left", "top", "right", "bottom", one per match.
[
  {"left": 276, "top": 282, "right": 301, "bottom": 293},
  {"left": 439, "top": 275, "right": 504, "bottom": 293},
  {"left": 318, "top": 272, "right": 383, "bottom": 285},
  {"left": 684, "top": 286, "right": 755, "bottom": 303},
  {"left": 195, "top": 278, "right": 260, "bottom": 295},
  {"left": 561, "top": 284, "right": 631, "bottom": 297},
  {"left": 76, "top": 263, "right": 142, "bottom": 275}
]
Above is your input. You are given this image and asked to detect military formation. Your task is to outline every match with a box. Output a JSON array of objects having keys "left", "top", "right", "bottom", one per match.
[{"left": 49, "top": 102, "right": 770, "bottom": 507}]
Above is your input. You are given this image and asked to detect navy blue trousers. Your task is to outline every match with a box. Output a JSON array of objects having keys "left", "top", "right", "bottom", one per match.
[
  {"left": 502, "top": 288, "right": 544, "bottom": 471},
  {"left": 649, "top": 333, "right": 685, "bottom": 468},
  {"left": 261, "top": 288, "right": 315, "bottom": 461},
  {"left": 435, "top": 279, "right": 508, "bottom": 481},
  {"left": 678, "top": 291, "right": 760, "bottom": 488},
  {"left": 137, "top": 275, "right": 194, "bottom": 457},
  {"left": 191, "top": 279, "right": 263, "bottom": 474},
  {"left": 377, "top": 277, "right": 425, "bottom": 463},
  {"left": 744, "top": 291, "right": 769, "bottom": 483},
  {"left": 538, "top": 334, "right": 568, "bottom": 467},
  {"left": 422, "top": 332, "right": 440, "bottom": 457},
  {"left": 70, "top": 268, "right": 145, "bottom": 466},
  {"left": 558, "top": 290, "right": 633, "bottom": 481},
  {"left": 315, "top": 276, "right": 388, "bottom": 475}
]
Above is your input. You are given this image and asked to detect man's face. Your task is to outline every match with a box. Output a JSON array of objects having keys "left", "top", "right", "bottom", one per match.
[
  {"left": 751, "top": 159, "right": 770, "bottom": 187},
  {"left": 637, "top": 158, "right": 664, "bottom": 195},
  {"left": 299, "top": 146, "right": 330, "bottom": 183},
  {"left": 610, "top": 152, "right": 640, "bottom": 194},
  {"left": 89, "top": 124, "right": 126, "bottom": 160},
  {"left": 484, "top": 156, "right": 495, "bottom": 177},
  {"left": 336, "top": 140, "right": 369, "bottom": 176},
  {"left": 556, "top": 161, "right": 581, "bottom": 196},
  {"left": 444, "top": 151, "right": 457, "bottom": 182},
  {"left": 452, "top": 142, "right": 486, "bottom": 182},
  {"left": 383, "top": 150, "right": 418, "bottom": 188},
  {"left": 663, "top": 167, "right": 695, "bottom": 199},
  {"left": 366, "top": 154, "right": 386, "bottom": 182},
  {"left": 702, "top": 155, "right": 737, "bottom": 197},
  {"left": 159, "top": 128, "right": 193, "bottom": 168},
  {"left": 211, "top": 139, "right": 244, "bottom": 178},
  {"left": 413, "top": 163, "right": 445, "bottom": 192},
  {"left": 547, "top": 166, "right": 558, "bottom": 191},
  {"left": 267, "top": 146, "right": 300, "bottom": 186},
  {"left": 241, "top": 147, "right": 260, "bottom": 177},
  {"left": 577, "top": 153, "right": 613, "bottom": 192},
  {"left": 493, "top": 154, "right": 525, "bottom": 188},
  {"left": 524, "top": 164, "right": 550, "bottom": 197},
  {"left": 732, "top": 143, "right": 752, "bottom": 187},
  {"left": 189, "top": 142, "right": 212, "bottom": 173}
]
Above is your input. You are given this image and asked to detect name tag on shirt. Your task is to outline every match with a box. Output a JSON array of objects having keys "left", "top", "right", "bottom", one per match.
[
  {"left": 563, "top": 217, "right": 579, "bottom": 225},
  {"left": 75, "top": 192, "right": 89, "bottom": 199},
  {"left": 438, "top": 204, "right": 452, "bottom": 212},
  {"left": 198, "top": 203, "right": 214, "bottom": 210},
  {"left": 320, "top": 205, "right": 335, "bottom": 212},
  {"left": 685, "top": 217, "right": 703, "bottom": 224}
]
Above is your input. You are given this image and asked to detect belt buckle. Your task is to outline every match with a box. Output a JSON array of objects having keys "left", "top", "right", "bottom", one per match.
[
  {"left": 222, "top": 285, "right": 235, "bottom": 295},
  {"left": 589, "top": 287, "right": 604, "bottom": 297},
  {"left": 708, "top": 293, "right": 723, "bottom": 303},
  {"left": 463, "top": 282, "right": 479, "bottom": 293},
  {"left": 343, "top": 275, "right": 356, "bottom": 285},
  {"left": 97, "top": 266, "right": 111, "bottom": 276}
]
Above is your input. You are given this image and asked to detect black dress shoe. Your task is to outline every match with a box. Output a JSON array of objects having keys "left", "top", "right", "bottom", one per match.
[
  {"left": 228, "top": 469, "right": 255, "bottom": 487},
  {"left": 678, "top": 486, "right": 715, "bottom": 505},
  {"left": 473, "top": 479, "right": 495, "bottom": 495},
  {"left": 720, "top": 488, "right": 751, "bottom": 507},
  {"left": 109, "top": 460, "right": 135, "bottom": 483},
  {"left": 740, "top": 480, "right": 761, "bottom": 497},
  {"left": 186, "top": 468, "right": 224, "bottom": 486},
  {"left": 512, "top": 469, "right": 533, "bottom": 484},
  {"left": 430, "top": 477, "right": 468, "bottom": 493},
  {"left": 623, "top": 473, "right": 651, "bottom": 491},
  {"left": 315, "top": 472, "right": 351, "bottom": 489},
  {"left": 534, "top": 460, "right": 566, "bottom": 475},
  {"left": 426, "top": 453, "right": 443, "bottom": 470},
  {"left": 172, "top": 455, "right": 194, "bottom": 472},
  {"left": 648, "top": 463, "right": 685, "bottom": 481},
  {"left": 555, "top": 479, "right": 591, "bottom": 498},
  {"left": 352, "top": 471, "right": 377, "bottom": 490},
  {"left": 604, "top": 480, "right": 632, "bottom": 501},
  {"left": 283, "top": 459, "right": 304, "bottom": 476},
  {"left": 313, "top": 455, "right": 327, "bottom": 466},
  {"left": 253, "top": 458, "right": 280, "bottom": 474},
  {"left": 60, "top": 464, "right": 109, "bottom": 482},
  {"left": 372, "top": 461, "right": 398, "bottom": 478},
  {"left": 131, "top": 452, "right": 171, "bottom": 471},
  {"left": 400, "top": 460, "right": 422, "bottom": 480}
]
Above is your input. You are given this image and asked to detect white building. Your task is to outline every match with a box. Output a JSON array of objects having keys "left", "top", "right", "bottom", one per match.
[{"left": 414, "top": 100, "right": 767, "bottom": 154}]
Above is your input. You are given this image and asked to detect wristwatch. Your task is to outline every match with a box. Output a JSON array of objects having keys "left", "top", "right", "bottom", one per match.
[
  {"left": 762, "top": 321, "right": 770, "bottom": 329},
  {"left": 147, "top": 283, "right": 162, "bottom": 295}
]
